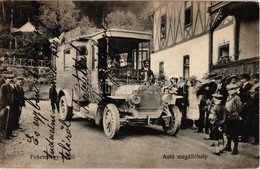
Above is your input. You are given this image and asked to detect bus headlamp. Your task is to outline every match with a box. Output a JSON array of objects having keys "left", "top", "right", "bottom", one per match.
[
  {"left": 162, "top": 94, "right": 173, "bottom": 104},
  {"left": 129, "top": 95, "right": 141, "bottom": 105}
]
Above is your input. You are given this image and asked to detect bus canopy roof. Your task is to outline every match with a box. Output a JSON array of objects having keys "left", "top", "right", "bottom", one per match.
[{"left": 79, "top": 29, "right": 152, "bottom": 42}]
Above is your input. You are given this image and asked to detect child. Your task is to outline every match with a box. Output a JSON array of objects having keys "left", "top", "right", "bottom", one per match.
[
  {"left": 210, "top": 93, "right": 227, "bottom": 155},
  {"left": 224, "top": 84, "right": 243, "bottom": 155}
]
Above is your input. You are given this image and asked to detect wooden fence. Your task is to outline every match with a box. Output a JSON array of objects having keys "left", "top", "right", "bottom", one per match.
[{"left": 4, "top": 57, "right": 52, "bottom": 68}]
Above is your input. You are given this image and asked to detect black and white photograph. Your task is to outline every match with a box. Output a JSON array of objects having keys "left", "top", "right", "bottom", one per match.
[{"left": 0, "top": 0, "right": 259, "bottom": 168}]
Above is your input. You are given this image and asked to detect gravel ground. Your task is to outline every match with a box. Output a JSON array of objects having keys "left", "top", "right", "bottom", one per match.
[{"left": 0, "top": 100, "right": 259, "bottom": 168}]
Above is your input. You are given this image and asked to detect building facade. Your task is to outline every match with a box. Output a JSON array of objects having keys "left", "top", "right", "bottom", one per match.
[
  {"left": 150, "top": 1, "right": 259, "bottom": 79},
  {"left": 209, "top": 2, "right": 259, "bottom": 75}
]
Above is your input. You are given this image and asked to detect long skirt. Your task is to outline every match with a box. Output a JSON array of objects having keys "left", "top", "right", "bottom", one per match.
[{"left": 187, "top": 87, "right": 199, "bottom": 120}]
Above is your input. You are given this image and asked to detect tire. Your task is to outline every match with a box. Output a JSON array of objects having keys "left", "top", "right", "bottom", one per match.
[
  {"left": 162, "top": 105, "right": 182, "bottom": 136},
  {"left": 102, "top": 104, "right": 120, "bottom": 139},
  {"left": 59, "top": 95, "right": 73, "bottom": 121}
]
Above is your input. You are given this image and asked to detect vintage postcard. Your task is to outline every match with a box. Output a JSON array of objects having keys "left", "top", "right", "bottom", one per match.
[{"left": 0, "top": 0, "right": 259, "bottom": 168}]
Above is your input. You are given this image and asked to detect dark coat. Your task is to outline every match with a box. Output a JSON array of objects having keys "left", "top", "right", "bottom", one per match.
[
  {"left": 0, "top": 83, "right": 19, "bottom": 137},
  {"left": 139, "top": 69, "right": 154, "bottom": 83},
  {"left": 49, "top": 85, "right": 57, "bottom": 102},
  {"left": 176, "top": 83, "right": 189, "bottom": 107},
  {"left": 214, "top": 84, "right": 229, "bottom": 104},
  {"left": 0, "top": 78, "right": 5, "bottom": 87},
  {"left": 0, "top": 78, "right": 5, "bottom": 100},
  {"left": 239, "top": 82, "right": 252, "bottom": 104},
  {"left": 0, "top": 83, "right": 14, "bottom": 110},
  {"left": 15, "top": 84, "right": 25, "bottom": 107}
]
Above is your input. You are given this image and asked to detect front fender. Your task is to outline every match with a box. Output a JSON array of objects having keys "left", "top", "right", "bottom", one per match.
[{"left": 58, "top": 89, "right": 73, "bottom": 107}]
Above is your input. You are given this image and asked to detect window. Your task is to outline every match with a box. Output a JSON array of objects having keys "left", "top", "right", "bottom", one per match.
[
  {"left": 92, "top": 45, "right": 95, "bottom": 70},
  {"left": 218, "top": 44, "right": 230, "bottom": 63},
  {"left": 218, "top": 44, "right": 229, "bottom": 58},
  {"left": 75, "top": 46, "right": 87, "bottom": 69},
  {"left": 160, "top": 15, "right": 167, "bottom": 48},
  {"left": 64, "top": 49, "right": 74, "bottom": 70},
  {"left": 160, "top": 15, "right": 166, "bottom": 39},
  {"left": 184, "top": 2, "right": 192, "bottom": 27},
  {"left": 159, "top": 61, "right": 164, "bottom": 78},
  {"left": 76, "top": 46, "right": 87, "bottom": 56},
  {"left": 183, "top": 55, "right": 190, "bottom": 78},
  {"left": 133, "top": 49, "right": 148, "bottom": 69}
]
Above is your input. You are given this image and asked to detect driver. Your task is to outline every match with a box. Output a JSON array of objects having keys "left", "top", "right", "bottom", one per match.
[{"left": 142, "top": 60, "right": 154, "bottom": 84}]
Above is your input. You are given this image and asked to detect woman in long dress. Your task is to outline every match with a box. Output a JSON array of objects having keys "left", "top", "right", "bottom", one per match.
[{"left": 187, "top": 78, "right": 200, "bottom": 129}]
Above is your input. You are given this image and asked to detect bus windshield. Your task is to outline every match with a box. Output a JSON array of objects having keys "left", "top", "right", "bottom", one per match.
[{"left": 100, "top": 37, "right": 151, "bottom": 82}]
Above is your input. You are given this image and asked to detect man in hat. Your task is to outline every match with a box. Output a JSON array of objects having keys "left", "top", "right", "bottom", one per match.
[
  {"left": 49, "top": 80, "right": 58, "bottom": 113},
  {"left": 0, "top": 70, "right": 10, "bottom": 141},
  {"left": 176, "top": 77, "right": 189, "bottom": 129},
  {"left": 199, "top": 73, "right": 217, "bottom": 136},
  {"left": 224, "top": 84, "right": 243, "bottom": 155},
  {"left": 248, "top": 74, "right": 259, "bottom": 145},
  {"left": 141, "top": 60, "right": 154, "bottom": 84},
  {"left": 239, "top": 73, "right": 253, "bottom": 142},
  {"left": 239, "top": 73, "right": 252, "bottom": 104},
  {"left": 0, "top": 72, "right": 19, "bottom": 139},
  {"left": 214, "top": 75, "right": 228, "bottom": 103},
  {"left": 14, "top": 76, "right": 25, "bottom": 130}
]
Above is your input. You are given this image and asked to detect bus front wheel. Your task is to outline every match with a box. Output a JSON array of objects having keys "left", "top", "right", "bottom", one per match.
[
  {"left": 59, "top": 95, "right": 73, "bottom": 121},
  {"left": 103, "top": 104, "right": 120, "bottom": 139}
]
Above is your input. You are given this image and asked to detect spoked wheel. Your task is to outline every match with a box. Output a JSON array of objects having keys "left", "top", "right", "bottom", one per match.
[
  {"left": 103, "top": 104, "right": 120, "bottom": 139},
  {"left": 59, "top": 95, "right": 72, "bottom": 121},
  {"left": 162, "top": 105, "right": 182, "bottom": 136}
]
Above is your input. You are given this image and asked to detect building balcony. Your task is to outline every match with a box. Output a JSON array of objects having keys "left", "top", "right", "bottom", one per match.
[
  {"left": 208, "top": 1, "right": 258, "bottom": 17},
  {"left": 209, "top": 1, "right": 234, "bottom": 13},
  {"left": 211, "top": 56, "right": 259, "bottom": 75}
]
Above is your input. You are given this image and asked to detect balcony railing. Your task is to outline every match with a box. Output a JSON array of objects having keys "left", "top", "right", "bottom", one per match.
[{"left": 211, "top": 57, "right": 259, "bottom": 75}]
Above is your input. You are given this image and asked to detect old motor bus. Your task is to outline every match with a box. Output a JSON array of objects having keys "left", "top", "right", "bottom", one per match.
[{"left": 54, "top": 29, "right": 182, "bottom": 138}]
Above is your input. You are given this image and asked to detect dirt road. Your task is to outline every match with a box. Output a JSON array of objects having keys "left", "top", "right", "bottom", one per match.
[{"left": 0, "top": 101, "right": 259, "bottom": 168}]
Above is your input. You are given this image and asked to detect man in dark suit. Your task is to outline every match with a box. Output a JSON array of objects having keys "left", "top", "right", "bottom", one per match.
[
  {"left": 14, "top": 76, "right": 25, "bottom": 130},
  {"left": 239, "top": 73, "right": 253, "bottom": 142},
  {"left": 176, "top": 77, "right": 189, "bottom": 129},
  {"left": 0, "top": 72, "right": 19, "bottom": 139},
  {"left": 140, "top": 60, "right": 154, "bottom": 84},
  {"left": 197, "top": 73, "right": 217, "bottom": 136},
  {"left": 239, "top": 74, "right": 252, "bottom": 104},
  {"left": 49, "top": 81, "right": 58, "bottom": 113},
  {"left": 214, "top": 75, "right": 228, "bottom": 104}
]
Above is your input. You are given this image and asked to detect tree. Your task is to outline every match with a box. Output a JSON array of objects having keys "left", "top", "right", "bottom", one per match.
[
  {"left": 74, "top": 1, "right": 154, "bottom": 29},
  {"left": 36, "top": 1, "right": 93, "bottom": 38},
  {"left": 106, "top": 10, "right": 152, "bottom": 31},
  {"left": 0, "top": 1, "right": 40, "bottom": 33}
]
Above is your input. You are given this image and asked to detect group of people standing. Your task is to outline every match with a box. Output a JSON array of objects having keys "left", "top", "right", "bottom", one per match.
[
  {"left": 0, "top": 68, "right": 25, "bottom": 142},
  {"left": 164, "top": 72, "right": 259, "bottom": 156}
]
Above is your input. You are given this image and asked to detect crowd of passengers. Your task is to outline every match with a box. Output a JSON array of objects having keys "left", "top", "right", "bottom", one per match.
[{"left": 155, "top": 72, "right": 259, "bottom": 156}]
